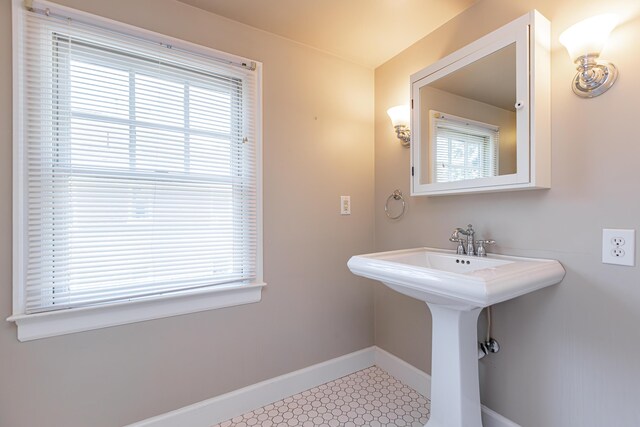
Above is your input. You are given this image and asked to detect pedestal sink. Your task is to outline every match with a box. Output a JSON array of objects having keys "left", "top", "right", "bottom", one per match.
[{"left": 347, "top": 248, "right": 565, "bottom": 427}]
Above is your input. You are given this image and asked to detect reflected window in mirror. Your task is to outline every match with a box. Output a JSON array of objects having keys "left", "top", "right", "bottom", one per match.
[
  {"left": 418, "top": 43, "right": 518, "bottom": 186},
  {"left": 430, "top": 111, "right": 498, "bottom": 183}
]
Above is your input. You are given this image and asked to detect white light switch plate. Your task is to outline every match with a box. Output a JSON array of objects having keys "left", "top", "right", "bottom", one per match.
[
  {"left": 602, "top": 229, "right": 635, "bottom": 266},
  {"left": 340, "top": 196, "right": 351, "bottom": 215}
]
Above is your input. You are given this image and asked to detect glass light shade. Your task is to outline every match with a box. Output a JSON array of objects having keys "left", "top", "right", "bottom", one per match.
[
  {"left": 559, "top": 14, "right": 619, "bottom": 61},
  {"left": 387, "top": 105, "right": 410, "bottom": 128}
]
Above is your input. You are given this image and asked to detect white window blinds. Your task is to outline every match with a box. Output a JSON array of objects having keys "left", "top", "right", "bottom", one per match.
[
  {"left": 431, "top": 112, "right": 499, "bottom": 183},
  {"left": 15, "top": 4, "right": 260, "bottom": 314}
]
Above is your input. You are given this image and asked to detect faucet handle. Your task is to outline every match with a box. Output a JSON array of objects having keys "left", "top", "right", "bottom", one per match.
[
  {"left": 475, "top": 239, "right": 495, "bottom": 257},
  {"left": 476, "top": 239, "right": 495, "bottom": 245},
  {"left": 449, "top": 230, "right": 466, "bottom": 254}
]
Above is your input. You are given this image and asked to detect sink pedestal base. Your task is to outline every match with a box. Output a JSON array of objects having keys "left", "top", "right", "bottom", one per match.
[{"left": 425, "top": 304, "right": 483, "bottom": 427}]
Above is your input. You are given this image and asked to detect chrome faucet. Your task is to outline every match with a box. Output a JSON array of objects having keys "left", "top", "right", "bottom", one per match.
[
  {"left": 449, "top": 224, "right": 495, "bottom": 256},
  {"left": 462, "top": 224, "right": 476, "bottom": 255},
  {"left": 450, "top": 224, "right": 475, "bottom": 255}
]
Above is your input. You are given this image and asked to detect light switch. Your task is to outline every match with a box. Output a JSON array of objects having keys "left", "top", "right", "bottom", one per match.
[{"left": 340, "top": 196, "right": 351, "bottom": 215}]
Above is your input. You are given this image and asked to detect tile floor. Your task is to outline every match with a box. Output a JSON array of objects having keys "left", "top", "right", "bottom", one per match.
[{"left": 213, "top": 366, "right": 430, "bottom": 427}]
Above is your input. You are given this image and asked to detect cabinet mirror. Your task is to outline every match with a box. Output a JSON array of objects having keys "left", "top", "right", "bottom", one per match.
[{"left": 410, "top": 11, "right": 550, "bottom": 196}]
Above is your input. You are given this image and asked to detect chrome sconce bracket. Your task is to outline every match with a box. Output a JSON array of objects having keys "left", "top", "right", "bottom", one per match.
[
  {"left": 571, "top": 55, "right": 618, "bottom": 98},
  {"left": 393, "top": 125, "right": 411, "bottom": 147}
]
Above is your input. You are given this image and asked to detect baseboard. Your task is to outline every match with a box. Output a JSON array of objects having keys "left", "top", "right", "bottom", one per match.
[
  {"left": 481, "top": 406, "right": 522, "bottom": 427},
  {"left": 126, "top": 347, "right": 376, "bottom": 427},
  {"left": 127, "top": 346, "right": 519, "bottom": 427},
  {"left": 374, "top": 347, "right": 520, "bottom": 427},
  {"left": 373, "top": 346, "right": 431, "bottom": 397}
]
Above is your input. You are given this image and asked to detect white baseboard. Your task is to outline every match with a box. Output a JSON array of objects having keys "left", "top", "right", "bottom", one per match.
[
  {"left": 127, "top": 346, "right": 519, "bottom": 427},
  {"left": 481, "top": 406, "right": 522, "bottom": 427},
  {"left": 373, "top": 347, "right": 520, "bottom": 427},
  {"left": 373, "top": 346, "right": 431, "bottom": 397},
  {"left": 126, "top": 347, "right": 376, "bottom": 427}
]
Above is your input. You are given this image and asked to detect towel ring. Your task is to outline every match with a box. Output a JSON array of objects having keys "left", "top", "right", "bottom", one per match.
[{"left": 385, "top": 189, "right": 406, "bottom": 220}]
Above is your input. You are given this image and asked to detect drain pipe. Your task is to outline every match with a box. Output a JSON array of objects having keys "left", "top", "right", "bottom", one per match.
[{"left": 478, "top": 306, "right": 500, "bottom": 359}]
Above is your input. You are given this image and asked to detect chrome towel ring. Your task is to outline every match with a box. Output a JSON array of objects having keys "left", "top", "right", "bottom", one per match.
[{"left": 385, "top": 189, "right": 406, "bottom": 220}]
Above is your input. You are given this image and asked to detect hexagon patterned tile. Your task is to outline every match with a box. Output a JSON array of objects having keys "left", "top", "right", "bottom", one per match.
[{"left": 212, "top": 366, "right": 430, "bottom": 426}]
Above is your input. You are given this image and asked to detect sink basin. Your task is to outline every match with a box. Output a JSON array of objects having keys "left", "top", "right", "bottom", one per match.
[
  {"left": 348, "top": 247, "right": 565, "bottom": 427},
  {"left": 347, "top": 247, "right": 565, "bottom": 310}
]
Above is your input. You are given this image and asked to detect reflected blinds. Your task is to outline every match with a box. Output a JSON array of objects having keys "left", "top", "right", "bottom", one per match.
[
  {"left": 16, "top": 5, "right": 259, "bottom": 313},
  {"left": 432, "top": 114, "right": 499, "bottom": 183}
]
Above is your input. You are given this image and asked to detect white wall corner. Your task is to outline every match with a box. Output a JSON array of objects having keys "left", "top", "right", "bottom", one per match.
[
  {"left": 127, "top": 346, "right": 520, "bottom": 427},
  {"left": 373, "top": 347, "right": 521, "bottom": 427}
]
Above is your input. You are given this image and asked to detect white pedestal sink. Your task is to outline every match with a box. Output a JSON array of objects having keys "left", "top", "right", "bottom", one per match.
[{"left": 347, "top": 248, "right": 565, "bottom": 427}]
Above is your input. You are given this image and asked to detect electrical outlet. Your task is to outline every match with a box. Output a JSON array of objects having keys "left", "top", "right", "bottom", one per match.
[
  {"left": 611, "top": 247, "right": 625, "bottom": 257},
  {"left": 612, "top": 237, "right": 625, "bottom": 246},
  {"left": 340, "top": 196, "right": 351, "bottom": 215},
  {"left": 602, "top": 229, "right": 635, "bottom": 266}
]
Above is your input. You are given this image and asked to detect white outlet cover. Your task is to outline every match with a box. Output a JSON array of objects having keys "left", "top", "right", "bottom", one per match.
[{"left": 602, "top": 229, "right": 635, "bottom": 266}]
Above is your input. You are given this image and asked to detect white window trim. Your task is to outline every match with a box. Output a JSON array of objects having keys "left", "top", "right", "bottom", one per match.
[
  {"left": 9, "top": 0, "right": 265, "bottom": 341},
  {"left": 8, "top": 283, "right": 266, "bottom": 341}
]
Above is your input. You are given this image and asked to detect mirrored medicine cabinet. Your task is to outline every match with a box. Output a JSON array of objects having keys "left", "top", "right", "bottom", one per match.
[{"left": 410, "top": 11, "right": 550, "bottom": 196}]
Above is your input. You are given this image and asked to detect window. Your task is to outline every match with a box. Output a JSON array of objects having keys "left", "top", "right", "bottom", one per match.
[
  {"left": 430, "top": 111, "right": 499, "bottom": 183},
  {"left": 11, "top": 1, "right": 263, "bottom": 340}
]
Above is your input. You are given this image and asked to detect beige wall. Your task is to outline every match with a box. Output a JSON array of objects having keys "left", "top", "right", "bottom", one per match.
[
  {"left": 375, "top": 0, "right": 640, "bottom": 426},
  {"left": 0, "top": 0, "right": 375, "bottom": 426}
]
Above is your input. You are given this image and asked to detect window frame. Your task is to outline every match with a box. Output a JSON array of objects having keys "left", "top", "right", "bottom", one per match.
[
  {"left": 429, "top": 111, "right": 499, "bottom": 183},
  {"left": 9, "top": 0, "right": 265, "bottom": 341}
]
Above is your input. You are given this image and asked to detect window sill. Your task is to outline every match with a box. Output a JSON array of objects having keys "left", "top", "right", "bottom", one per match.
[{"left": 7, "top": 282, "right": 266, "bottom": 342}]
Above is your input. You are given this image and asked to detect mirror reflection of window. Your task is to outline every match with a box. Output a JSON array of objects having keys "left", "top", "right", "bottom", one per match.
[
  {"left": 430, "top": 111, "right": 499, "bottom": 183},
  {"left": 418, "top": 42, "right": 518, "bottom": 186}
]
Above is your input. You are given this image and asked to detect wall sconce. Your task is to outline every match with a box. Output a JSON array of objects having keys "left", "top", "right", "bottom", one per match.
[
  {"left": 387, "top": 105, "right": 411, "bottom": 147},
  {"left": 559, "top": 14, "right": 619, "bottom": 98}
]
